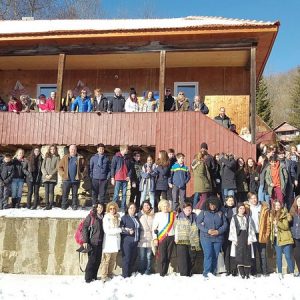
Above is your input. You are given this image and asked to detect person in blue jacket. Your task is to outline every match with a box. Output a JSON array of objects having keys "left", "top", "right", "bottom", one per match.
[
  {"left": 71, "top": 89, "right": 92, "bottom": 112},
  {"left": 120, "top": 203, "right": 141, "bottom": 278},
  {"left": 89, "top": 143, "right": 111, "bottom": 205},
  {"left": 196, "top": 196, "right": 228, "bottom": 277}
]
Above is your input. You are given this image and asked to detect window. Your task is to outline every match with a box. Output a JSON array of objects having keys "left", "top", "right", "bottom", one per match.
[
  {"left": 174, "top": 82, "right": 199, "bottom": 110},
  {"left": 36, "top": 84, "right": 57, "bottom": 98}
]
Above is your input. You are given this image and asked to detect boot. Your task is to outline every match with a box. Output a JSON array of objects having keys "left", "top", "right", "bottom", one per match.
[
  {"left": 11, "top": 198, "right": 17, "bottom": 208},
  {"left": 16, "top": 198, "right": 21, "bottom": 209}
]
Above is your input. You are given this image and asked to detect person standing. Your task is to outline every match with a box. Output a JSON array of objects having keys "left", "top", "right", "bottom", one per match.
[
  {"left": 41, "top": 145, "right": 60, "bottom": 210},
  {"left": 229, "top": 202, "right": 257, "bottom": 279},
  {"left": 27, "top": 147, "right": 43, "bottom": 209},
  {"left": 99, "top": 202, "right": 122, "bottom": 283},
  {"left": 220, "top": 153, "right": 237, "bottom": 201},
  {"left": 93, "top": 89, "right": 108, "bottom": 112},
  {"left": 58, "top": 144, "right": 86, "bottom": 210},
  {"left": 45, "top": 91, "right": 56, "bottom": 111},
  {"left": 192, "top": 95, "right": 209, "bottom": 114},
  {"left": 111, "top": 145, "right": 132, "bottom": 211},
  {"left": 164, "top": 88, "right": 175, "bottom": 111},
  {"left": 0, "top": 153, "right": 14, "bottom": 209},
  {"left": 120, "top": 203, "right": 140, "bottom": 278},
  {"left": 71, "top": 89, "right": 92, "bottom": 112},
  {"left": 196, "top": 196, "right": 227, "bottom": 277},
  {"left": 107, "top": 88, "right": 126, "bottom": 113},
  {"left": 214, "top": 107, "right": 232, "bottom": 129},
  {"left": 89, "top": 143, "right": 111, "bottom": 205},
  {"left": 130, "top": 151, "right": 143, "bottom": 208},
  {"left": 82, "top": 203, "right": 104, "bottom": 283},
  {"left": 175, "top": 202, "right": 200, "bottom": 276},
  {"left": 290, "top": 195, "right": 300, "bottom": 276}
]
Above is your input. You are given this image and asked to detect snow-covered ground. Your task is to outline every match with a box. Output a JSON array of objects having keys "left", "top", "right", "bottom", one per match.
[{"left": 0, "top": 273, "right": 298, "bottom": 300}]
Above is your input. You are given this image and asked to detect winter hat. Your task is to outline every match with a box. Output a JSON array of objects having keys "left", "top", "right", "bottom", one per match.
[{"left": 200, "top": 142, "right": 208, "bottom": 150}]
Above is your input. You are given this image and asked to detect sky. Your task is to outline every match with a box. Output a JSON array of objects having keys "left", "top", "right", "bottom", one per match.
[{"left": 101, "top": 0, "right": 300, "bottom": 75}]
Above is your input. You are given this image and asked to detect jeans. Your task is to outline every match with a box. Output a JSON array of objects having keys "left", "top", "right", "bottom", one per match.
[
  {"left": 0, "top": 184, "right": 11, "bottom": 209},
  {"left": 11, "top": 178, "right": 24, "bottom": 199},
  {"left": 44, "top": 182, "right": 56, "bottom": 206},
  {"left": 201, "top": 238, "right": 222, "bottom": 276},
  {"left": 140, "top": 190, "right": 155, "bottom": 208},
  {"left": 62, "top": 181, "right": 80, "bottom": 208},
  {"left": 258, "top": 185, "right": 270, "bottom": 205},
  {"left": 113, "top": 180, "right": 128, "bottom": 210},
  {"left": 274, "top": 241, "right": 294, "bottom": 274},
  {"left": 138, "top": 247, "right": 153, "bottom": 275}
]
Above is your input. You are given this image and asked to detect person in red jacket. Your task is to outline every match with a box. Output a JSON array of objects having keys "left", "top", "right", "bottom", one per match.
[
  {"left": 8, "top": 96, "right": 22, "bottom": 112},
  {"left": 45, "top": 91, "right": 56, "bottom": 111}
]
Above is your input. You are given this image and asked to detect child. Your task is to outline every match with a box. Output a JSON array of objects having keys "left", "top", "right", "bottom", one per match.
[
  {"left": 139, "top": 155, "right": 157, "bottom": 208},
  {"left": 0, "top": 153, "right": 14, "bottom": 209},
  {"left": 169, "top": 153, "right": 190, "bottom": 211}
]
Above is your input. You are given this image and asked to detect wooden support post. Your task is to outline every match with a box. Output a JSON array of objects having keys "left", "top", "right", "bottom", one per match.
[
  {"left": 56, "top": 53, "right": 66, "bottom": 112},
  {"left": 250, "top": 46, "right": 256, "bottom": 144},
  {"left": 159, "top": 50, "right": 166, "bottom": 112}
]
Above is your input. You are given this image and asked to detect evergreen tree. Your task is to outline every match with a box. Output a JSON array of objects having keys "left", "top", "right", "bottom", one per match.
[
  {"left": 289, "top": 67, "right": 300, "bottom": 129},
  {"left": 256, "top": 77, "right": 273, "bottom": 127}
]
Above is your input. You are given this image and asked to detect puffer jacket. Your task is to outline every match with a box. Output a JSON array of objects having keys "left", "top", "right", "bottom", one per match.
[
  {"left": 102, "top": 213, "right": 122, "bottom": 253},
  {"left": 155, "top": 164, "right": 170, "bottom": 191},
  {"left": 12, "top": 158, "right": 31, "bottom": 181}
]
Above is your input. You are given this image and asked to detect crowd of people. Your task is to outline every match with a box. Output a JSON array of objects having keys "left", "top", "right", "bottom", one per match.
[
  {"left": 0, "top": 88, "right": 253, "bottom": 138},
  {"left": 1, "top": 141, "right": 300, "bottom": 282}
]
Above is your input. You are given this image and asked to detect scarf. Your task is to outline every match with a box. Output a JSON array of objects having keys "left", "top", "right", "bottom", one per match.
[{"left": 157, "top": 212, "right": 175, "bottom": 243}]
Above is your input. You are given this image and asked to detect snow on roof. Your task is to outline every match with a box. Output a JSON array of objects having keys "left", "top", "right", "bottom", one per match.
[{"left": 0, "top": 16, "right": 278, "bottom": 35}]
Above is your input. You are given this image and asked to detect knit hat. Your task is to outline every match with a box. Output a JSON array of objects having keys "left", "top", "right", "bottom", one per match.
[{"left": 200, "top": 142, "right": 208, "bottom": 150}]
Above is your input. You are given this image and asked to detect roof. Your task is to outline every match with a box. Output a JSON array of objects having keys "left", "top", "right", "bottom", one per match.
[
  {"left": 273, "top": 121, "right": 300, "bottom": 132},
  {"left": 0, "top": 16, "right": 279, "bottom": 36}
]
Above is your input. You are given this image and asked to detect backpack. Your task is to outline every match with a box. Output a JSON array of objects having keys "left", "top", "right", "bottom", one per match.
[{"left": 74, "top": 213, "right": 95, "bottom": 245}]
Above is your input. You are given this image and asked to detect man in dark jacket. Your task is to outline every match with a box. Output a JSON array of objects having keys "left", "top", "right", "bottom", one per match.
[
  {"left": 93, "top": 89, "right": 108, "bottom": 112},
  {"left": 130, "top": 151, "right": 143, "bottom": 209},
  {"left": 89, "top": 143, "right": 111, "bottom": 205},
  {"left": 111, "top": 145, "right": 132, "bottom": 211},
  {"left": 0, "top": 153, "right": 14, "bottom": 209},
  {"left": 108, "top": 88, "right": 125, "bottom": 113},
  {"left": 193, "top": 95, "right": 209, "bottom": 114},
  {"left": 220, "top": 153, "right": 237, "bottom": 201},
  {"left": 214, "top": 107, "right": 232, "bottom": 129},
  {"left": 164, "top": 88, "right": 175, "bottom": 111}
]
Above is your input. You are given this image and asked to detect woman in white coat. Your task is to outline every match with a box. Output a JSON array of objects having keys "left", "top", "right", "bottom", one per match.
[
  {"left": 99, "top": 202, "right": 122, "bottom": 282},
  {"left": 229, "top": 202, "right": 256, "bottom": 279}
]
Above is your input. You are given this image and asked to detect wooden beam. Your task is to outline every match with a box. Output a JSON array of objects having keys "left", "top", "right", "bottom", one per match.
[
  {"left": 56, "top": 53, "right": 66, "bottom": 112},
  {"left": 250, "top": 46, "right": 256, "bottom": 144},
  {"left": 159, "top": 50, "right": 166, "bottom": 112}
]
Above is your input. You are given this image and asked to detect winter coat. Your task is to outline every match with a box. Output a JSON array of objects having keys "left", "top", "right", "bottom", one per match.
[
  {"left": 270, "top": 208, "right": 294, "bottom": 246},
  {"left": 41, "top": 155, "right": 60, "bottom": 183},
  {"left": 229, "top": 215, "right": 257, "bottom": 258},
  {"left": 138, "top": 210, "right": 154, "bottom": 248},
  {"left": 164, "top": 95, "right": 175, "bottom": 111},
  {"left": 102, "top": 213, "right": 122, "bottom": 253},
  {"left": 28, "top": 155, "right": 43, "bottom": 183},
  {"left": 175, "top": 98, "right": 189, "bottom": 111},
  {"left": 12, "top": 158, "right": 31, "bottom": 181},
  {"left": 214, "top": 115, "right": 231, "bottom": 129},
  {"left": 248, "top": 170, "right": 259, "bottom": 194},
  {"left": 192, "top": 160, "right": 212, "bottom": 193},
  {"left": 71, "top": 96, "right": 92, "bottom": 112},
  {"left": 196, "top": 209, "right": 228, "bottom": 243},
  {"left": 152, "top": 212, "right": 175, "bottom": 239},
  {"left": 140, "top": 99, "right": 157, "bottom": 112},
  {"left": 111, "top": 152, "right": 132, "bottom": 181},
  {"left": 169, "top": 163, "right": 190, "bottom": 189},
  {"left": 93, "top": 95, "right": 108, "bottom": 112},
  {"left": 235, "top": 167, "right": 248, "bottom": 192},
  {"left": 120, "top": 214, "right": 141, "bottom": 243},
  {"left": 89, "top": 154, "right": 111, "bottom": 180},
  {"left": 253, "top": 202, "right": 271, "bottom": 244},
  {"left": 265, "top": 163, "right": 288, "bottom": 196},
  {"left": 139, "top": 163, "right": 157, "bottom": 193},
  {"left": 45, "top": 98, "right": 55, "bottom": 111},
  {"left": 291, "top": 212, "right": 300, "bottom": 240},
  {"left": 131, "top": 161, "right": 143, "bottom": 184},
  {"left": 82, "top": 212, "right": 104, "bottom": 246},
  {"left": 108, "top": 95, "right": 125, "bottom": 112},
  {"left": 193, "top": 102, "right": 209, "bottom": 114},
  {"left": 0, "top": 162, "right": 14, "bottom": 185},
  {"left": 155, "top": 164, "right": 171, "bottom": 191},
  {"left": 220, "top": 157, "right": 237, "bottom": 190},
  {"left": 58, "top": 154, "right": 86, "bottom": 181},
  {"left": 8, "top": 101, "right": 22, "bottom": 112},
  {"left": 125, "top": 98, "right": 139, "bottom": 112}
]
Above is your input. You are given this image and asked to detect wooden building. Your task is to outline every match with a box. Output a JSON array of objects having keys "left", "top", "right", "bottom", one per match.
[
  {"left": 274, "top": 121, "right": 300, "bottom": 143},
  {"left": 0, "top": 16, "right": 279, "bottom": 195}
]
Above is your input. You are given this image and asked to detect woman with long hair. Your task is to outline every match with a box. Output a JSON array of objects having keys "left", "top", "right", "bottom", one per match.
[
  {"left": 270, "top": 200, "right": 295, "bottom": 278},
  {"left": 41, "top": 145, "right": 60, "bottom": 209},
  {"left": 155, "top": 150, "right": 170, "bottom": 208},
  {"left": 246, "top": 157, "right": 259, "bottom": 194},
  {"left": 257, "top": 154, "right": 270, "bottom": 204},
  {"left": 140, "top": 91, "right": 157, "bottom": 112},
  {"left": 235, "top": 157, "right": 248, "bottom": 203},
  {"left": 191, "top": 150, "right": 212, "bottom": 209},
  {"left": 27, "top": 147, "right": 43, "bottom": 209}
]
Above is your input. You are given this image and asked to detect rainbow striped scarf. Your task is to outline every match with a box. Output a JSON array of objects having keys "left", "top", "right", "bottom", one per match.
[{"left": 157, "top": 212, "right": 175, "bottom": 243}]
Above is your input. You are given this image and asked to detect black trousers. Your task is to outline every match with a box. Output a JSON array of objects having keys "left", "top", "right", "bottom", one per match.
[
  {"left": 44, "top": 182, "right": 56, "bottom": 206},
  {"left": 158, "top": 236, "right": 175, "bottom": 276},
  {"left": 121, "top": 238, "right": 138, "bottom": 278},
  {"left": 62, "top": 181, "right": 80, "bottom": 208},
  {"left": 0, "top": 184, "right": 10, "bottom": 209},
  {"left": 223, "top": 238, "right": 236, "bottom": 273},
  {"left": 294, "top": 239, "right": 300, "bottom": 273},
  {"left": 176, "top": 244, "right": 197, "bottom": 276},
  {"left": 85, "top": 244, "right": 103, "bottom": 282},
  {"left": 130, "top": 181, "right": 141, "bottom": 209},
  {"left": 251, "top": 235, "right": 267, "bottom": 275},
  {"left": 91, "top": 178, "right": 108, "bottom": 205},
  {"left": 27, "top": 181, "right": 41, "bottom": 208}
]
